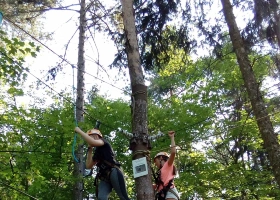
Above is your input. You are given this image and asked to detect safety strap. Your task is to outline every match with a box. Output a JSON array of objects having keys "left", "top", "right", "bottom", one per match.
[
  {"left": 154, "top": 171, "right": 177, "bottom": 200},
  {"left": 102, "top": 159, "right": 123, "bottom": 174},
  {"left": 94, "top": 159, "right": 122, "bottom": 198}
]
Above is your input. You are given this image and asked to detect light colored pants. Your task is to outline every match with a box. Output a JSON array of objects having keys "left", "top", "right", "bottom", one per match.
[{"left": 166, "top": 187, "right": 180, "bottom": 199}]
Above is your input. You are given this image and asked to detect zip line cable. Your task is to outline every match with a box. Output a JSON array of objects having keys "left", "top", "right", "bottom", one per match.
[
  {"left": 0, "top": 180, "right": 39, "bottom": 200},
  {"left": 2, "top": 14, "right": 130, "bottom": 159},
  {"left": 3, "top": 14, "right": 280, "bottom": 115},
  {"left": 3, "top": 8, "right": 280, "bottom": 103},
  {"left": 0, "top": 46, "right": 117, "bottom": 125},
  {"left": 1, "top": 105, "right": 279, "bottom": 199},
  {"left": 0, "top": 50, "right": 97, "bottom": 161},
  {"left": 2, "top": 106, "right": 280, "bottom": 155},
  {"left": 148, "top": 108, "right": 280, "bottom": 154},
  {"left": 2, "top": 15, "right": 129, "bottom": 96},
  {"left": 2, "top": 13, "right": 280, "bottom": 159},
  {"left": 2, "top": 6, "right": 279, "bottom": 198},
  {"left": 2, "top": 43, "right": 280, "bottom": 147},
  {"left": 1, "top": 49, "right": 280, "bottom": 147},
  {"left": 3, "top": 6, "right": 129, "bottom": 147},
  {"left": 2, "top": 15, "right": 280, "bottom": 164},
  {"left": 0, "top": 150, "right": 73, "bottom": 153},
  {"left": 0, "top": 50, "right": 126, "bottom": 161}
]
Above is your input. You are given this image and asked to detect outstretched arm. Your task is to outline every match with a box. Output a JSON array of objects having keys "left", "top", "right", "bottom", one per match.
[
  {"left": 74, "top": 127, "right": 104, "bottom": 147},
  {"left": 167, "top": 131, "right": 176, "bottom": 166}
]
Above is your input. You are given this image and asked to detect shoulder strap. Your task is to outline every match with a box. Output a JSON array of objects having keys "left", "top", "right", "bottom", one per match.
[
  {"left": 165, "top": 178, "right": 174, "bottom": 189},
  {"left": 155, "top": 169, "right": 164, "bottom": 188}
]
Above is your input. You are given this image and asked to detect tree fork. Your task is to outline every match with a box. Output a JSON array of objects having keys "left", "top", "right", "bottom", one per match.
[{"left": 221, "top": 0, "right": 280, "bottom": 187}]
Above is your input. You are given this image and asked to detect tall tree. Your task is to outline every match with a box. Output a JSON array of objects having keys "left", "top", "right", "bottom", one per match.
[
  {"left": 220, "top": 0, "right": 280, "bottom": 187},
  {"left": 73, "top": 0, "right": 86, "bottom": 199},
  {"left": 120, "top": 0, "right": 154, "bottom": 199}
]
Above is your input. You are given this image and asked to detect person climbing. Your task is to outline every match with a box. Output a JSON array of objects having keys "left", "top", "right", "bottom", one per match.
[
  {"left": 74, "top": 127, "right": 131, "bottom": 200},
  {"left": 153, "top": 131, "right": 180, "bottom": 200}
]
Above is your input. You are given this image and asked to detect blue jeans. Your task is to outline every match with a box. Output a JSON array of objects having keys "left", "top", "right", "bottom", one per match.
[{"left": 98, "top": 168, "right": 130, "bottom": 200}]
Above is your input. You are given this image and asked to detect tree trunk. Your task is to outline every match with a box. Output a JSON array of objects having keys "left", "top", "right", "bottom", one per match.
[
  {"left": 273, "top": 8, "right": 280, "bottom": 48},
  {"left": 269, "top": 0, "right": 280, "bottom": 48},
  {"left": 73, "top": 0, "right": 86, "bottom": 199},
  {"left": 120, "top": 1, "right": 154, "bottom": 199},
  {"left": 220, "top": 0, "right": 280, "bottom": 187}
]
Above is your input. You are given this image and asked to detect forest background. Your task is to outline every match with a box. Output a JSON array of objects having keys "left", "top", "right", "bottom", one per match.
[{"left": 0, "top": 0, "right": 280, "bottom": 199}]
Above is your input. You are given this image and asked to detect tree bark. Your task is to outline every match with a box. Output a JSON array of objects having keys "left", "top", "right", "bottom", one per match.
[
  {"left": 269, "top": 0, "right": 280, "bottom": 48},
  {"left": 220, "top": 0, "right": 280, "bottom": 187},
  {"left": 120, "top": 0, "right": 154, "bottom": 199},
  {"left": 73, "top": 0, "right": 86, "bottom": 199},
  {"left": 273, "top": 7, "right": 280, "bottom": 48}
]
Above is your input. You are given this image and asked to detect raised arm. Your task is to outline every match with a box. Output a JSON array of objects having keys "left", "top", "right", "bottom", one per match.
[
  {"left": 74, "top": 127, "right": 104, "bottom": 147},
  {"left": 167, "top": 131, "right": 176, "bottom": 166}
]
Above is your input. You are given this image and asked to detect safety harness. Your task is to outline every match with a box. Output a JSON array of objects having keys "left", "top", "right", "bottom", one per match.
[
  {"left": 153, "top": 167, "right": 180, "bottom": 200},
  {"left": 93, "top": 157, "right": 123, "bottom": 198}
]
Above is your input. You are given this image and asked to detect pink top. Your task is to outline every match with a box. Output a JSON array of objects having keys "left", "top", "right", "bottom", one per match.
[{"left": 157, "top": 161, "right": 175, "bottom": 191}]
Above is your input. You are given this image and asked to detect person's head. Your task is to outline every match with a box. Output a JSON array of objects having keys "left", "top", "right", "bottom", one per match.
[
  {"left": 87, "top": 128, "right": 102, "bottom": 140},
  {"left": 153, "top": 152, "right": 169, "bottom": 169}
]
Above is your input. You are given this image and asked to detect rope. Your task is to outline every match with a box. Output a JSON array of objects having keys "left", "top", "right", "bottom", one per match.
[
  {"left": 72, "top": 65, "right": 79, "bottom": 163},
  {"left": 132, "top": 150, "right": 151, "bottom": 160},
  {"left": 0, "top": 11, "right": 3, "bottom": 25},
  {"left": 117, "top": 128, "right": 133, "bottom": 138},
  {"left": 149, "top": 131, "right": 164, "bottom": 140},
  {"left": 3, "top": 15, "right": 130, "bottom": 96}
]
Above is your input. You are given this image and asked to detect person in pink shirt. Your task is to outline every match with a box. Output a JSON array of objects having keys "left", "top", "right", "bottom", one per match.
[{"left": 153, "top": 131, "right": 180, "bottom": 200}]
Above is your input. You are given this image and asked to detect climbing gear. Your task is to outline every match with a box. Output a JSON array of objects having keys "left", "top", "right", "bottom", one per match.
[
  {"left": 97, "top": 159, "right": 122, "bottom": 181},
  {"left": 154, "top": 169, "right": 179, "bottom": 200},
  {"left": 132, "top": 150, "right": 150, "bottom": 160},
  {"left": 154, "top": 170, "right": 174, "bottom": 200},
  {"left": 153, "top": 152, "right": 169, "bottom": 161},
  {"left": 94, "top": 163, "right": 112, "bottom": 198},
  {"left": 152, "top": 159, "right": 179, "bottom": 200},
  {"left": 87, "top": 128, "right": 103, "bottom": 138},
  {"left": 94, "top": 159, "right": 123, "bottom": 198}
]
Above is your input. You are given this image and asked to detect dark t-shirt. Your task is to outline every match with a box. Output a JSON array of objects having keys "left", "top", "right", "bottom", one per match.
[{"left": 92, "top": 138, "right": 120, "bottom": 168}]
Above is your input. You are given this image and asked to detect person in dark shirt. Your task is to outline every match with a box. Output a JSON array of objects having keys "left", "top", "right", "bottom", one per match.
[{"left": 75, "top": 127, "right": 131, "bottom": 200}]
